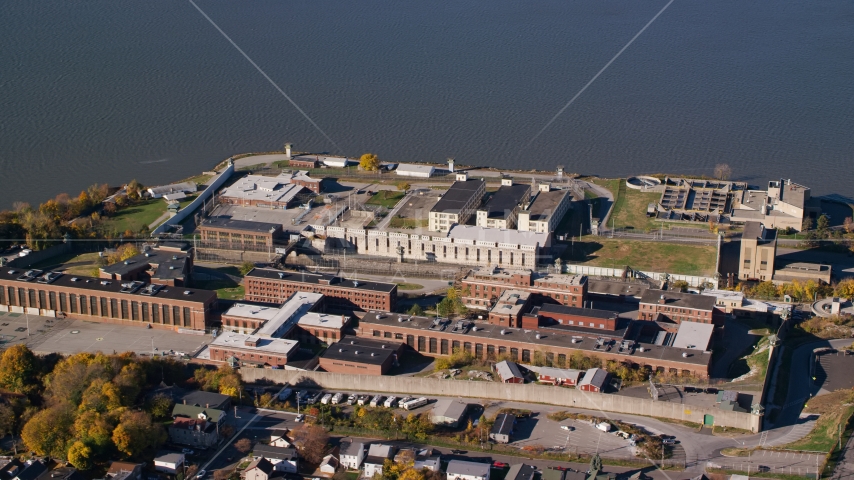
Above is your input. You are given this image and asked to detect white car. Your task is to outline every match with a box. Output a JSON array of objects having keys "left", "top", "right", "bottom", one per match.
[
  {"left": 195, "top": 470, "right": 206, "bottom": 479},
  {"left": 295, "top": 414, "right": 305, "bottom": 422},
  {"left": 560, "top": 425, "right": 575, "bottom": 431},
  {"left": 595, "top": 422, "right": 612, "bottom": 432}
]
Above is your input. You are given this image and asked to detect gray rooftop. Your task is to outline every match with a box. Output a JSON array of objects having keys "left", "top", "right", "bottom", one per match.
[
  {"left": 480, "top": 184, "right": 531, "bottom": 219},
  {"left": 252, "top": 444, "right": 297, "bottom": 459},
  {"left": 525, "top": 189, "right": 571, "bottom": 221},
  {"left": 506, "top": 464, "right": 536, "bottom": 480},
  {"left": 671, "top": 321, "right": 714, "bottom": 351},
  {"left": 201, "top": 217, "right": 282, "bottom": 233},
  {"left": 495, "top": 360, "right": 524, "bottom": 380},
  {"left": 578, "top": 368, "right": 610, "bottom": 389},
  {"left": 181, "top": 390, "right": 230, "bottom": 408},
  {"left": 247, "top": 268, "right": 397, "bottom": 293},
  {"left": 490, "top": 413, "right": 515, "bottom": 435},
  {"left": 320, "top": 337, "right": 401, "bottom": 365},
  {"left": 431, "top": 179, "right": 485, "bottom": 214},
  {"left": 640, "top": 290, "right": 717, "bottom": 311},
  {"left": 446, "top": 460, "right": 490, "bottom": 477},
  {"left": 431, "top": 398, "right": 469, "bottom": 421},
  {"left": 341, "top": 441, "right": 364, "bottom": 457},
  {"left": 538, "top": 304, "right": 618, "bottom": 320}
]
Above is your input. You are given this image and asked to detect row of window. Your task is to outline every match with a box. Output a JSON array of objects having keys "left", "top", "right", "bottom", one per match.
[{"left": 0, "top": 286, "right": 193, "bottom": 327}]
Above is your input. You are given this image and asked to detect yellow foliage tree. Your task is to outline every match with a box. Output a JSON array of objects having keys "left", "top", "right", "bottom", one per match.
[
  {"left": 67, "top": 440, "right": 93, "bottom": 470},
  {"left": 359, "top": 153, "right": 380, "bottom": 171},
  {"left": 0, "top": 344, "right": 38, "bottom": 394}
]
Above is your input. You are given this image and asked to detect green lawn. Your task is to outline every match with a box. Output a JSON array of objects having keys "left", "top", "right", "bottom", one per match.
[
  {"left": 783, "top": 405, "right": 854, "bottom": 452},
  {"left": 389, "top": 217, "right": 428, "bottom": 229},
  {"left": 396, "top": 283, "right": 424, "bottom": 290},
  {"left": 193, "top": 279, "right": 245, "bottom": 300},
  {"left": 366, "top": 191, "right": 405, "bottom": 208},
  {"left": 30, "top": 251, "right": 102, "bottom": 276},
  {"left": 609, "top": 184, "right": 663, "bottom": 232},
  {"left": 564, "top": 238, "right": 717, "bottom": 275},
  {"left": 101, "top": 199, "right": 171, "bottom": 233}
]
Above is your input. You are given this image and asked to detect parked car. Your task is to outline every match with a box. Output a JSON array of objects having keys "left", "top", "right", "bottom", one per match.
[
  {"left": 704, "top": 387, "right": 718, "bottom": 394},
  {"left": 182, "top": 448, "right": 195, "bottom": 455},
  {"left": 662, "top": 438, "right": 676, "bottom": 445},
  {"left": 295, "top": 414, "right": 305, "bottom": 423},
  {"left": 195, "top": 470, "right": 206, "bottom": 479},
  {"left": 758, "top": 465, "right": 770, "bottom": 472},
  {"left": 450, "top": 449, "right": 466, "bottom": 454},
  {"left": 548, "top": 466, "right": 569, "bottom": 471},
  {"left": 596, "top": 422, "right": 611, "bottom": 432},
  {"left": 346, "top": 394, "right": 357, "bottom": 405},
  {"left": 357, "top": 395, "right": 370, "bottom": 406},
  {"left": 492, "top": 462, "right": 508, "bottom": 468},
  {"left": 560, "top": 425, "right": 575, "bottom": 431}
]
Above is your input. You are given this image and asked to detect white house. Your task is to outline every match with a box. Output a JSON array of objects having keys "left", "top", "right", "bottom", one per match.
[
  {"left": 243, "top": 458, "right": 275, "bottom": 480},
  {"left": 252, "top": 444, "right": 298, "bottom": 473},
  {"left": 446, "top": 460, "right": 490, "bottom": 480},
  {"left": 319, "top": 454, "right": 339, "bottom": 475},
  {"left": 363, "top": 444, "right": 395, "bottom": 478},
  {"left": 340, "top": 441, "right": 365, "bottom": 470},
  {"left": 270, "top": 430, "right": 291, "bottom": 447},
  {"left": 395, "top": 163, "right": 435, "bottom": 178},
  {"left": 153, "top": 453, "right": 185, "bottom": 474}
]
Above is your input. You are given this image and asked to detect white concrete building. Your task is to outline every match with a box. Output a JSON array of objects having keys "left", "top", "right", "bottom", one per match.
[
  {"left": 153, "top": 454, "right": 184, "bottom": 474},
  {"left": 395, "top": 163, "right": 435, "bottom": 178},
  {"left": 517, "top": 186, "right": 572, "bottom": 233},
  {"left": 428, "top": 173, "right": 485, "bottom": 232}
]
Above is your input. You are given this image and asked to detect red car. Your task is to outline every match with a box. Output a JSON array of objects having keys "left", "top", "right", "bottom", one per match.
[
  {"left": 492, "top": 462, "right": 508, "bottom": 468},
  {"left": 548, "top": 466, "right": 569, "bottom": 471}
]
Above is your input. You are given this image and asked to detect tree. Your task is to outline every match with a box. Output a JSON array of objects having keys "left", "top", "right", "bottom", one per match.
[
  {"left": 0, "top": 344, "right": 39, "bottom": 394},
  {"left": 835, "top": 279, "right": 854, "bottom": 298},
  {"left": 213, "top": 470, "right": 233, "bottom": 480},
  {"left": 803, "top": 217, "right": 814, "bottom": 232},
  {"left": 112, "top": 411, "right": 166, "bottom": 458},
  {"left": 408, "top": 304, "right": 424, "bottom": 316},
  {"left": 844, "top": 217, "right": 853, "bottom": 234},
  {"left": 0, "top": 404, "right": 15, "bottom": 438},
  {"left": 234, "top": 438, "right": 253, "bottom": 454},
  {"left": 396, "top": 181, "right": 411, "bottom": 192},
  {"left": 239, "top": 261, "right": 255, "bottom": 276},
  {"left": 359, "top": 153, "right": 380, "bottom": 171},
  {"left": 714, "top": 163, "right": 732, "bottom": 180},
  {"left": 671, "top": 280, "right": 689, "bottom": 292},
  {"left": 21, "top": 405, "right": 76, "bottom": 458},
  {"left": 291, "top": 424, "right": 329, "bottom": 464},
  {"left": 147, "top": 393, "right": 174, "bottom": 419},
  {"left": 816, "top": 214, "right": 830, "bottom": 234},
  {"left": 68, "top": 440, "right": 94, "bottom": 470}
]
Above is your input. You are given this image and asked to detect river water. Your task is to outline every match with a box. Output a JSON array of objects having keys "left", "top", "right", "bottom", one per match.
[{"left": 1, "top": 0, "right": 852, "bottom": 208}]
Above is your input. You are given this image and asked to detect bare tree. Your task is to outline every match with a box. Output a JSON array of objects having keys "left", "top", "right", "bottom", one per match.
[
  {"left": 233, "top": 438, "right": 253, "bottom": 454},
  {"left": 714, "top": 163, "right": 732, "bottom": 181},
  {"left": 291, "top": 424, "right": 329, "bottom": 464},
  {"left": 213, "top": 470, "right": 233, "bottom": 480}
]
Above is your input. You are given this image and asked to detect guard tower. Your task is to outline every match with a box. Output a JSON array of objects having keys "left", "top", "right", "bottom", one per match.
[
  {"left": 447, "top": 157, "right": 455, "bottom": 173},
  {"left": 284, "top": 143, "right": 293, "bottom": 160}
]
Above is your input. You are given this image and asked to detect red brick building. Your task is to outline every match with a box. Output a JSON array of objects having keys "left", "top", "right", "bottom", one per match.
[
  {"left": 289, "top": 158, "right": 319, "bottom": 169},
  {"left": 639, "top": 291, "right": 724, "bottom": 326},
  {"left": 0, "top": 269, "right": 215, "bottom": 331},
  {"left": 578, "top": 367, "right": 610, "bottom": 392},
  {"left": 99, "top": 242, "right": 193, "bottom": 287},
  {"left": 289, "top": 171, "right": 322, "bottom": 194},
  {"left": 358, "top": 312, "right": 711, "bottom": 378},
  {"left": 318, "top": 337, "right": 403, "bottom": 375},
  {"left": 536, "top": 304, "right": 620, "bottom": 331},
  {"left": 198, "top": 218, "right": 285, "bottom": 251},
  {"left": 244, "top": 268, "right": 397, "bottom": 312},
  {"left": 462, "top": 267, "right": 587, "bottom": 310},
  {"left": 207, "top": 332, "right": 299, "bottom": 368},
  {"left": 536, "top": 367, "right": 583, "bottom": 386},
  {"left": 487, "top": 290, "right": 532, "bottom": 328}
]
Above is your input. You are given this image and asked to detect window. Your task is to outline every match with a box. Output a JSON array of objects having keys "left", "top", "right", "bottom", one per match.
[
  {"left": 18, "top": 288, "right": 26, "bottom": 307},
  {"left": 7, "top": 287, "right": 16, "bottom": 306},
  {"left": 101, "top": 297, "right": 108, "bottom": 316},
  {"left": 28, "top": 289, "right": 36, "bottom": 307},
  {"left": 69, "top": 294, "right": 78, "bottom": 313},
  {"left": 384, "top": 331, "right": 391, "bottom": 338},
  {"left": 142, "top": 303, "right": 149, "bottom": 322},
  {"left": 487, "top": 345, "right": 495, "bottom": 358},
  {"left": 131, "top": 301, "right": 139, "bottom": 320},
  {"left": 440, "top": 339, "right": 449, "bottom": 355},
  {"left": 406, "top": 335, "right": 415, "bottom": 347},
  {"left": 184, "top": 307, "right": 191, "bottom": 327},
  {"left": 152, "top": 303, "right": 160, "bottom": 323},
  {"left": 373, "top": 330, "right": 381, "bottom": 337},
  {"left": 38, "top": 290, "right": 47, "bottom": 309},
  {"left": 0, "top": 287, "right": 5, "bottom": 305},
  {"left": 111, "top": 299, "right": 119, "bottom": 318},
  {"left": 429, "top": 337, "right": 437, "bottom": 353},
  {"left": 89, "top": 296, "right": 98, "bottom": 315},
  {"left": 79, "top": 295, "right": 87, "bottom": 315},
  {"left": 417, "top": 336, "right": 426, "bottom": 352},
  {"left": 173, "top": 306, "right": 181, "bottom": 325},
  {"left": 120, "top": 300, "right": 128, "bottom": 319},
  {"left": 522, "top": 349, "right": 531, "bottom": 362}
]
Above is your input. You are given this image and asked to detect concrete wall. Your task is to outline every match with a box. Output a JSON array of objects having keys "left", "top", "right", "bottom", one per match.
[
  {"left": 563, "top": 264, "right": 717, "bottom": 289},
  {"left": 7, "top": 242, "right": 73, "bottom": 269},
  {"left": 153, "top": 161, "right": 236, "bottom": 235},
  {"left": 240, "top": 369, "right": 761, "bottom": 432}
]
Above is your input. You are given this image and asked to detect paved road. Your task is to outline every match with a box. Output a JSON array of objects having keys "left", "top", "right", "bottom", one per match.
[
  {"left": 832, "top": 433, "right": 854, "bottom": 479},
  {"left": 233, "top": 154, "right": 290, "bottom": 169}
]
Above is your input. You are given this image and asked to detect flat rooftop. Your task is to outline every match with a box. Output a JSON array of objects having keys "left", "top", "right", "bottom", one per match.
[
  {"left": 255, "top": 292, "right": 324, "bottom": 337},
  {"left": 100, "top": 247, "right": 191, "bottom": 277},
  {"left": 0, "top": 269, "right": 215, "bottom": 303},
  {"left": 361, "top": 312, "right": 710, "bottom": 367},
  {"left": 525, "top": 189, "right": 571, "bottom": 221},
  {"left": 222, "top": 303, "right": 282, "bottom": 322},
  {"left": 247, "top": 268, "right": 397, "bottom": 293},
  {"left": 298, "top": 311, "right": 347, "bottom": 329},
  {"left": 220, "top": 173, "right": 305, "bottom": 204},
  {"left": 490, "top": 290, "right": 531, "bottom": 317},
  {"left": 320, "top": 336, "right": 401, "bottom": 365},
  {"left": 538, "top": 303, "right": 618, "bottom": 320},
  {"left": 431, "top": 179, "right": 484, "bottom": 214},
  {"left": 448, "top": 225, "right": 549, "bottom": 248},
  {"left": 480, "top": 184, "right": 530, "bottom": 219},
  {"left": 671, "top": 321, "right": 714, "bottom": 351},
  {"left": 210, "top": 332, "right": 299, "bottom": 356},
  {"left": 200, "top": 216, "right": 282, "bottom": 233},
  {"left": 640, "top": 290, "right": 717, "bottom": 311},
  {"left": 588, "top": 280, "right": 648, "bottom": 298}
]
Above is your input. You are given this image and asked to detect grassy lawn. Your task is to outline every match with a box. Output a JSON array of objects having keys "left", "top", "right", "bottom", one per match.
[
  {"left": 783, "top": 404, "right": 854, "bottom": 452},
  {"left": 30, "top": 252, "right": 102, "bottom": 276},
  {"left": 565, "top": 238, "right": 717, "bottom": 275},
  {"left": 366, "top": 191, "right": 405, "bottom": 208},
  {"left": 389, "top": 217, "right": 428, "bottom": 229},
  {"left": 609, "top": 184, "right": 663, "bottom": 232},
  {"left": 193, "top": 279, "right": 245, "bottom": 300},
  {"left": 101, "top": 199, "right": 171, "bottom": 233},
  {"left": 396, "top": 283, "right": 424, "bottom": 290}
]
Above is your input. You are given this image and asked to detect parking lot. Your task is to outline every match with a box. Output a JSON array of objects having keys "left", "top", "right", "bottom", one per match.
[{"left": 0, "top": 312, "right": 213, "bottom": 356}]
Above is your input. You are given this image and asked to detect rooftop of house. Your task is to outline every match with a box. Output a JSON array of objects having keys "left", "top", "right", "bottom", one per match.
[
  {"left": 578, "top": 368, "right": 610, "bottom": 389},
  {"left": 431, "top": 179, "right": 485, "bottom": 214},
  {"left": 0, "top": 269, "right": 215, "bottom": 303},
  {"left": 252, "top": 444, "right": 297, "bottom": 459},
  {"left": 244, "top": 458, "right": 275, "bottom": 475},
  {"left": 297, "top": 312, "right": 349, "bottom": 329},
  {"left": 639, "top": 290, "right": 717, "bottom": 311},
  {"left": 247, "top": 268, "right": 397, "bottom": 293},
  {"left": 431, "top": 398, "right": 469, "bottom": 420},
  {"left": 490, "top": 290, "right": 531, "bottom": 317},
  {"left": 479, "top": 184, "right": 531, "bottom": 219},
  {"left": 446, "top": 460, "right": 491, "bottom": 477},
  {"left": 320, "top": 337, "right": 401, "bottom": 365},
  {"left": 534, "top": 366, "right": 583, "bottom": 381},
  {"left": 743, "top": 221, "right": 777, "bottom": 243},
  {"left": 154, "top": 453, "right": 185, "bottom": 464},
  {"left": 495, "top": 360, "right": 524, "bottom": 380},
  {"left": 506, "top": 464, "right": 537, "bottom": 480},
  {"left": 340, "top": 441, "right": 364, "bottom": 457},
  {"left": 359, "top": 312, "right": 711, "bottom": 366},
  {"left": 171, "top": 404, "right": 225, "bottom": 423},
  {"left": 395, "top": 163, "right": 436, "bottom": 174},
  {"left": 180, "top": 390, "right": 231, "bottom": 409},
  {"left": 524, "top": 189, "right": 571, "bottom": 221},
  {"left": 491, "top": 413, "right": 516, "bottom": 435}
]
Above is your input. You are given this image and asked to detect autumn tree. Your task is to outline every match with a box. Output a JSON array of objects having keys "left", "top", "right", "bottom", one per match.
[
  {"left": 396, "top": 181, "right": 411, "bottom": 192},
  {"left": 816, "top": 214, "right": 830, "bottom": 234},
  {"left": 148, "top": 393, "right": 174, "bottom": 419},
  {"left": 239, "top": 261, "right": 256, "bottom": 276},
  {"left": 359, "top": 153, "right": 380, "bottom": 171},
  {"left": 0, "top": 344, "right": 39, "bottom": 394},
  {"left": 714, "top": 163, "right": 732, "bottom": 180},
  {"left": 234, "top": 438, "right": 253, "bottom": 454},
  {"left": 68, "top": 440, "right": 93, "bottom": 470},
  {"left": 112, "top": 410, "right": 166, "bottom": 458},
  {"left": 21, "top": 405, "right": 76, "bottom": 458},
  {"left": 407, "top": 304, "right": 424, "bottom": 316},
  {"left": 291, "top": 424, "right": 329, "bottom": 464},
  {"left": 0, "top": 404, "right": 15, "bottom": 438}
]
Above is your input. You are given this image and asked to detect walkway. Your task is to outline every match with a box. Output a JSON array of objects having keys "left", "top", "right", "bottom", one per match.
[{"left": 233, "top": 154, "right": 290, "bottom": 169}]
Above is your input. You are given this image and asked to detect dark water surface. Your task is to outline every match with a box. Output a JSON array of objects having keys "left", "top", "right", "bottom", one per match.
[{"left": 1, "top": 0, "right": 853, "bottom": 208}]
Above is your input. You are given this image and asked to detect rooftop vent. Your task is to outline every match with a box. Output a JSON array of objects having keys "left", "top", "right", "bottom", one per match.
[
  {"left": 535, "top": 333, "right": 541, "bottom": 339},
  {"left": 339, "top": 349, "right": 343, "bottom": 352},
  {"left": 381, "top": 345, "right": 386, "bottom": 349},
  {"left": 183, "top": 290, "right": 191, "bottom": 295},
  {"left": 172, "top": 255, "right": 178, "bottom": 260},
  {"left": 500, "top": 329, "right": 506, "bottom": 335},
  {"left": 353, "top": 280, "right": 360, "bottom": 287},
  {"left": 354, "top": 351, "right": 360, "bottom": 355},
  {"left": 682, "top": 352, "right": 688, "bottom": 358},
  {"left": 124, "top": 260, "right": 130, "bottom": 265},
  {"left": 278, "top": 272, "right": 284, "bottom": 279},
  {"left": 71, "top": 277, "right": 80, "bottom": 282},
  {"left": 371, "top": 353, "right": 375, "bottom": 357},
  {"left": 350, "top": 340, "right": 355, "bottom": 344}
]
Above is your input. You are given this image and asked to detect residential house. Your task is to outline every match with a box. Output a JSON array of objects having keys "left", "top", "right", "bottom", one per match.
[
  {"left": 35, "top": 468, "right": 82, "bottom": 480},
  {"left": 430, "top": 399, "right": 469, "bottom": 427},
  {"left": 154, "top": 453, "right": 185, "bottom": 474},
  {"left": 505, "top": 465, "right": 536, "bottom": 480},
  {"left": 105, "top": 462, "right": 143, "bottom": 480},
  {"left": 319, "top": 454, "right": 339, "bottom": 475},
  {"left": 414, "top": 449, "right": 441, "bottom": 472},
  {"left": 339, "top": 442, "right": 366, "bottom": 470},
  {"left": 244, "top": 458, "right": 276, "bottom": 480},
  {"left": 7, "top": 461, "right": 46, "bottom": 480},
  {"left": 446, "top": 460, "right": 490, "bottom": 480},
  {"left": 495, "top": 360, "right": 525, "bottom": 383},
  {"left": 270, "top": 430, "right": 291, "bottom": 447},
  {"left": 168, "top": 416, "right": 219, "bottom": 448},
  {"left": 253, "top": 444, "right": 299, "bottom": 473},
  {"left": 578, "top": 368, "right": 610, "bottom": 393},
  {"left": 363, "top": 444, "right": 395, "bottom": 478},
  {"left": 172, "top": 403, "right": 227, "bottom": 425},
  {"left": 489, "top": 414, "right": 515, "bottom": 444}
]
